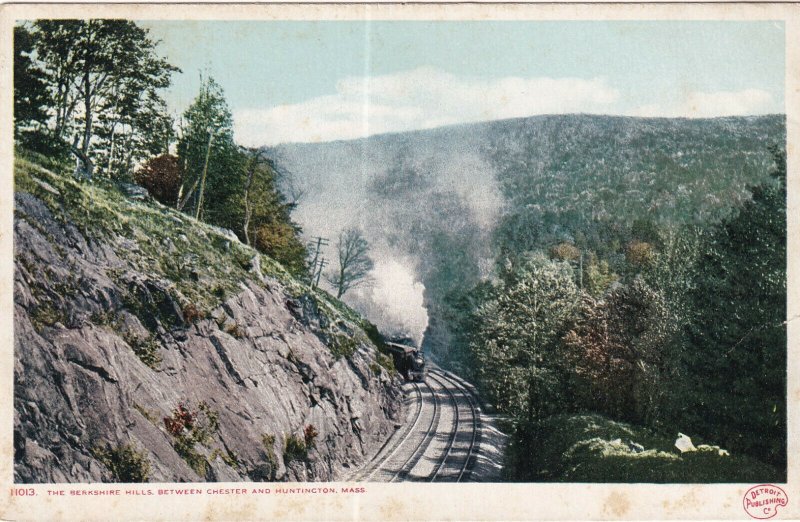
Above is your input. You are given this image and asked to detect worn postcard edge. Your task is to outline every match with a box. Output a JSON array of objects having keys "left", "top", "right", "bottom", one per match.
[{"left": 0, "top": 3, "right": 797, "bottom": 520}]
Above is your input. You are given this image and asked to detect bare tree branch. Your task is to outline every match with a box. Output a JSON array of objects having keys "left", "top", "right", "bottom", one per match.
[{"left": 327, "top": 227, "right": 374, "bottom": 298}]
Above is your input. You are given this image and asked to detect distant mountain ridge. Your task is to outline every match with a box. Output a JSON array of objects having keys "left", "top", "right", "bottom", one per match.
[{"left": 269, "top": 113, "right": 785, "bottom": 362}]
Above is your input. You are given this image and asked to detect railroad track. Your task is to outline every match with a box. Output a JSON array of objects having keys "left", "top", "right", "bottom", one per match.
[
  {"left": 348, "top": 366, "right": 481, "bottom": 482},
  {"left": 427, "top": 369, "right": 480, "bottom": 482}
]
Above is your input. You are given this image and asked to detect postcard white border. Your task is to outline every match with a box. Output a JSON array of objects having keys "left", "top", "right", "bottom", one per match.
[{"left": 0, "top": 3, "right": 797, "bottom": 520}]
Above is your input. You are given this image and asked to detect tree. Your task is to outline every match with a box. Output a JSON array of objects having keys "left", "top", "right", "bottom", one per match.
[
  {"left": 243, "top": 149, "right": 307, "bottom": 275},
  {"left": 134, "top": 154, "right": 183, "bottom": 206},
  {"left": 30, "top": 20, "right": 177, "bottom": 178},
  {"left": 327, "top": 228, "right": 374, "bottom": 298},
  {"left": 563, "top": 277, "right": 673, "bottom": 424},
  {"left": 177, "top": 76, "right": 242, "bottom": 226},
  {"left": 13, "top": 25, "right": 50, "bottom": 150},
  {"left": 681, "top": 147, "right": 786, "bottom": 469},
  {"left": 468, "top": 254, "right": 579, "bottom": 419},
  {"left": 174, "top": 80, "right": 308, "bottom": 276}
]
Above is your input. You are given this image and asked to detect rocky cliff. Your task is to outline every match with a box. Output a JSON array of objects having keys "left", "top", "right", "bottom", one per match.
[{"left": 13, "top": 156, "right": 403, "bottom": 483}]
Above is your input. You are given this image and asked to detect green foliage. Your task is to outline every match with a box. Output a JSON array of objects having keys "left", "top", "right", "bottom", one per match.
[
  {"left": 361, "top": 320, "right": 385, "bottom": 350},
  {"left": 123, "top": 332, "right": 162, "bottom": 369},
  {"left": 371, "top": 352, "right": 395, "bottom": 375},
  {"left": 261, "top": 434, "right": 278, "bottom": 466},
  {"left": 490, "top": 115, "right": 782, "bottom": 265},
  {"left": 176, "top": 78, "right": 307, "bottom": 276},
  {"left": 243, "top": 152, "right": 308, "bottom": 275},
  {"left": 177, "top": 76, "right": 241, "bottom": 223},
  {"left": 283, "top": 433, "right": 308, "bottom": 463},
  {"left": 13, "top": 25, "right": 51, "bottom": 152},
  {"left": 642, "top": 225, "right": 707, "bottom": 328},
  {"left": 29, "top": 301, "right": 65, "bottom": 332},
  {"left": 92, "top": 443, "right": 151, "bottom": 483},
  {"left": 26, "top": 20, "right": 178, "bottom": 179},
  {"left": 468, "top": 254, "right": 579, "bottom": 418},
  {"left": 279, "top": 425, "right": 318, "bottom": 464},
  {"left": 506, "top": 414, "right": 781, "bottom": 483},
  {"left": 327, "top": 333, "right": 357, "bottom": 360},
  {"left": 679, "top": 148, "right": 786, "bottom": 469},
  {"left": 583, "top": 255, "right": 618, "bottom": 297}
]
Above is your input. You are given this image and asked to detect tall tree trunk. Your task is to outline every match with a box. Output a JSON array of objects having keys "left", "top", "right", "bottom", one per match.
[
  {"left": 242, "top": 154, "right": 257, "bottom": 246},
  {"left": 80, "top": 79, "right": 93, "bottom": 178},
  {"left": 105, "top": 121, "right": 118, "bottom": 178},
  {"left": 195, "top": 131, "right": 213, "bottom": 220},
  {"left": 79, "top": 23, "right": 94, "bottom": 179},
  {"left": 336, "top": 267, "right": 345, "bottom": 298}
]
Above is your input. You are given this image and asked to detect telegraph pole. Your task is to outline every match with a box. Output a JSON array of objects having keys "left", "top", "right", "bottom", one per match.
[
  {"left": 314, "top": 258, "right": 328, "bottom": 288},
  {"left": 308, "top": 236, "right": 329, "bottom": 287}
]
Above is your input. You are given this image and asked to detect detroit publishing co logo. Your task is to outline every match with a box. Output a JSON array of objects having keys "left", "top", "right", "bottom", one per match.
[{"left": 743, "top": 484, "right": 789, "bottom": 519}]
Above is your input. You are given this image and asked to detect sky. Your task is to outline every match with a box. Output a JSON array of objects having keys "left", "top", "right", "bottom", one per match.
[{"left": 141, "top": 20, "right": 785, "bottom": 146}]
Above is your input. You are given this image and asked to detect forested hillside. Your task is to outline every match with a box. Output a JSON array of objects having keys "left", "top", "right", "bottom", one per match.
[{"left": 273, "top": 113, "right": 786, "bottom": 480}]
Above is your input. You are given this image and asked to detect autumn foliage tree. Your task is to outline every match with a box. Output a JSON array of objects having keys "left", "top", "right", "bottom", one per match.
[
  {"left": 134, "top": 154, "right": 183, "bottom": 206},
  {"left": 242, "top": 151, "right": 307, "bottom": 275},
  {"left": 562, "top": 277, "right": 673, "bottom": 424}
]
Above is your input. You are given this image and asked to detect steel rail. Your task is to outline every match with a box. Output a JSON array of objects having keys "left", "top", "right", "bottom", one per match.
[
  {"left": 431, "top": 369, "right": 481, "bottom": 482},
  {"left": 390, "top": 378, "right": 441, "bottom": 482},
  {"left": 428, "top": 371, "right": 460, "bottom": 481},
  {"left": 355, "top": 381, "right": 425, "bottom": 481}
]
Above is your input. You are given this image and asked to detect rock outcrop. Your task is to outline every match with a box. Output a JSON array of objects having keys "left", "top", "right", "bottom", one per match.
[{"left": 13, "top": 159, "right": 403, "bottom": 483}]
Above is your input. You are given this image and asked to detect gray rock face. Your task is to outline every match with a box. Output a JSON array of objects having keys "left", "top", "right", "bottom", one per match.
[{"left": 14, "top": 191, "right": 402, "bottom": 483}]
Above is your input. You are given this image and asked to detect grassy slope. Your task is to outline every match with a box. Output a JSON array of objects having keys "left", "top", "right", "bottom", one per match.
[
  {"left": 14, "top": 151, "right": 391, "bottom": 366},
  {"left": 510, "top": 414, "right": 782, "bottom": 483}
]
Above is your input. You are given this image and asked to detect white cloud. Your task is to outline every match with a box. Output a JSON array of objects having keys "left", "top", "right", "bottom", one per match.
[
  {"left": 631, "top": 88, "right": 776, "bottom": 118},
  {"left": 234, "top": 67, "right": 778, "bottom": 145},
  {"left": 234, "top": 67, "right": 620, "bottom": 146}
]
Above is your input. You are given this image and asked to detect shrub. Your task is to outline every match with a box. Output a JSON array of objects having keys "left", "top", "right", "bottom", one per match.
[
  {"left": 93, "top": 443, "right": 151, "bottom": 483},
  {"left": 327, "top": 334, "right": 357, "bottom": 360},
  {"left": 370, "top": 352, "right": 395, "bottom": 376},
  {"left": 303, "top": 424, "right": 318, "bottom": 449},
  {"left": 506, "top": 413, "right": 781, "bottom": 483},
  {"left": 261, "top": 434, "right": 278, "bottom": 466},
  {"left": 30, "top": 301, "right": 64, "bottom": 331},
  {"left": 134, "top": 154, "right": 183, "bottom": 206},
  {"left": 283, "top": 425, "right": 317, "bottom": 463},
  {"left": 224, "top": 321, "right": 244, "bottom": 338},
  {"left": 182, "top": 303, "right": 205, "bottom": 324},
  {"left": 283, "top": 433, "right": 307, "bottom": 462},
  {"left": 123, "top": 332, "right": 162, "bottom": 369},
  {"left": 163, "top": 401, "right": 220, "bottom": 477}
]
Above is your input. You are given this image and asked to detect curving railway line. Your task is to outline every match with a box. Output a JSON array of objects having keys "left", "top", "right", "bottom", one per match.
[{"left": 347, "top": 366, "right": 485, "bottom": 482}]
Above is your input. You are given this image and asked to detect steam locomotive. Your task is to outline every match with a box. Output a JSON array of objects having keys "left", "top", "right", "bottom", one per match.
[{"left": 384, "top": 337, "right": 426, "bottom": 382}]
